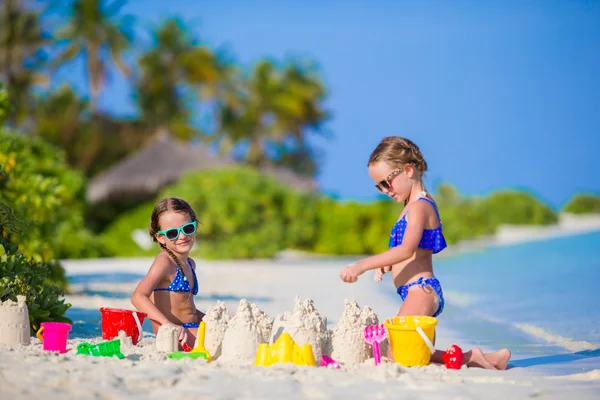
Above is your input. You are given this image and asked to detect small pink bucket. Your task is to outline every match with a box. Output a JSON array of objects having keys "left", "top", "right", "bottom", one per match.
[{"left": 36, "top": 322, "right": 72, "bottom": 353}]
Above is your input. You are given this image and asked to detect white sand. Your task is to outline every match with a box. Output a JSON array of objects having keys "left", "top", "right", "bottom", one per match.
[{"left": 0, "top": 258, "right": 599, "bottom": 399}]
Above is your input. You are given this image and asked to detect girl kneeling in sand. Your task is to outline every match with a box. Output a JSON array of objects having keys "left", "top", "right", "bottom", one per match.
[
  {"left": 132, "top": 198, "right": 204, "bottom": 349},
  {"left": 339, "top": 136, "right": 511, "bottom": 370}
]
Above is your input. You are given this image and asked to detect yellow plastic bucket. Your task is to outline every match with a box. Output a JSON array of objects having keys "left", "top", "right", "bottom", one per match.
[{"left": 384, "top": 316, "right": 437, "bottom": 367}]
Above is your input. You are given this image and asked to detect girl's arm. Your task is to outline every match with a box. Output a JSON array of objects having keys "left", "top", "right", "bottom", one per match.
[
  {"left": 340, "top": 201, "right": 429, "bottom": 282},
  {"left": 131, "top": 254, "right": 174, "bottom": 326}
]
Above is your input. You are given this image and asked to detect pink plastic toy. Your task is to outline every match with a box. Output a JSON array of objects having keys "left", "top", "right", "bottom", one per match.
[
  {"left": 364, "top": 324, "right": 386, "bottom": 366},
  {"left": 320, "top": 355, "right": 341, "bottom": 369},
  {"left": 36, "top": 322, "right": 72, "bottom": 354}
]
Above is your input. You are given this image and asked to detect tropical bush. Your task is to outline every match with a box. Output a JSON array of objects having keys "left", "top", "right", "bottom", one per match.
[
  {"left": 0, "top": 237, "right": 71, "bottom": 335},
  {"left": 0, "top": 130, "right": 109, "bottom": 271},
  {"left": 101, "top": 170, "right": 560, "bottom": 258},
  {"left": 101, "top": 166, "right": 319, "bottom": 259},
  {"left": 563, "top": 194, "right": 600, "bottom": 214}
]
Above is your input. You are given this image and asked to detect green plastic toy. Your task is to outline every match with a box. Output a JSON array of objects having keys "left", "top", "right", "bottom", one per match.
[
  {"left": 167, "top": 351, "right": 209, "bottom": 361},
  {"left": 76, "top": 339, "right": 125, "bottom": 359}
]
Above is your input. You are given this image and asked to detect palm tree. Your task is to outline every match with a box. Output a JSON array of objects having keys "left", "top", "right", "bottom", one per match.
[
  {"left": 53, "top": 0, "right": 133, "bottom": 113},
  {"left": 0, "top": 0, "right": 50, "bottom": 126},
  {"left": 136, "top": 18, "right": 230, "bottom": 139},
  {"left": 217, "top": 58, "right": 330, "bottom": 174},
  {"left": 273, "top": 59, "right": 330, "bottom": 175}
]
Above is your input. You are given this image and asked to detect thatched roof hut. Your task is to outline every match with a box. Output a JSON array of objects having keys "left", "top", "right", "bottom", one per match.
[
  {"left": 87, "top": 132, "right": 317, "bottom": 203},
  {"left": 87, "top": 133, "right": 234, "bottom": 203}
]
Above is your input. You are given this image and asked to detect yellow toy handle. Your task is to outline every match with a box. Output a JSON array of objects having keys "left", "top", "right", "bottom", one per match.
[
  {"left": 36, "top": 326, "right": 44, "bottom": 342},
  {"left": 198, "top": 321, "right": 206, "bottom": 345}
]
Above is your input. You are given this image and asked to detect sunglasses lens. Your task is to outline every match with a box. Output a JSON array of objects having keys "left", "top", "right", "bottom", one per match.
[
  {"left": 166, "top": 229, "right": 179, "bottom": 240},
  {"left": 182, "top": 223, "right": 196, "bottom": 235}
]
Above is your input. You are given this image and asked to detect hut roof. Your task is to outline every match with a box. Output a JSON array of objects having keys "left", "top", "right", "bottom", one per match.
[
  {"left": 87, "top": 133, "right": 234, "bottom": 203},
  {"left": 87, "top": 133, "right": 317, "bottom": 203}
]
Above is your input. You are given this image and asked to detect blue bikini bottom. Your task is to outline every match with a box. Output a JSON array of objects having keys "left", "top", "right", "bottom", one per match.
[
  {"left": 396, "top": 276, "right": 445, "bottom": 318},
  {"left": 181, "top": 322, "right": 199, "bottom": 329}
]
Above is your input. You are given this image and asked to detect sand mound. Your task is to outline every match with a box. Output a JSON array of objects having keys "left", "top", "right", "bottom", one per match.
[
  {"left": 0, "top": 296, "right": 30, "bottom": 347},
  {"left": 220, "top": 299, "right": 272, "bottom": 362},
  {"left": 331, "top": 300, "right": 380, "bottom": 365},
  {"left": 203, "top": 300, "right": 230, "bottom": 359},
  {"left": 155, "top": 324, "right": 179, "bottom": 352},
  {"left": 270, "top": 296, "right": 330, "bottom": 361}
]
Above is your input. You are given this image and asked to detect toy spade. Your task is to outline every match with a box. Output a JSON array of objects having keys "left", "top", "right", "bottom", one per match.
[{"left": 189, "top": 321, "right": 211, "bottom": 361}]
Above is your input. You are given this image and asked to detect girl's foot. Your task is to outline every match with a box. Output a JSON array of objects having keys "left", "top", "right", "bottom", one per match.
[
  {"left": 485, "top": 348, "right": 511, "bottom": 370},
  {"left": 466, "top": 348, "right": 497, "bottom": 369}
]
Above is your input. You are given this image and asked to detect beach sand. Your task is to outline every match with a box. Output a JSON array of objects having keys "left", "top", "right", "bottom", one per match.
[{"left": 1, "top": 258, "right": 599, "bottom": 399}]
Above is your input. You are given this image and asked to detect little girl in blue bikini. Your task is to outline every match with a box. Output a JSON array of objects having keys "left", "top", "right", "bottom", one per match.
[
  {"left": 132, "top": 198, "right": 204, "bottom": 349},
  {"left": 340, "top": 136, "right": 511, "bottom": 370}
]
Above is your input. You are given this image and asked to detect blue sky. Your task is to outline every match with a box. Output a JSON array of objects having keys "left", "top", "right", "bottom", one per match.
[{"left": 52, "top": 0, "right": 600, "bottom": 208}]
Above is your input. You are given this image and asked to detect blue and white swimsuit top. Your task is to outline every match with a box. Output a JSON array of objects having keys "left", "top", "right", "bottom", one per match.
[
  {"left": 153, "top": 258, "right": 198, "bottom": 295},
  {"left": 388, "top": 197, "right": 447, "bottom": 254}
]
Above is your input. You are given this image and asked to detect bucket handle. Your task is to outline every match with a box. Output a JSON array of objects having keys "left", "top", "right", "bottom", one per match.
[
  {"left": 132, "top": 312, "right": 144, "bottom": 345},
  {"left": 36, "top": 326, "right": 44, "bottom": 342},
  {"left": 416, "top": 326, "right": 435, "bottom": 354}
]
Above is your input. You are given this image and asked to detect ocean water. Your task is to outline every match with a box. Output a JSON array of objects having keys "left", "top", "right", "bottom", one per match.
[{"left": 425, "top": 231, "right": 600, "bottom": 366}]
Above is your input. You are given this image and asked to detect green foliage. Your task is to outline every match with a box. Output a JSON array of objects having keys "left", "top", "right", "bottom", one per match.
[
  {"left": 99, "top": 202, "right": 157, "bottom": 257},
  {"left": 0, "top": 130, "right": 109, "bottom": 269},
  {"left": 563, "top": 194, "right": 600, "bottom": 214},
  {"left": 312, "top": 198, "right": 397, "bottom": 255},
  {"left": 478, "top": 190, "right": 557, "bottom": 226},
  {"left": 101, "top": 166, "right": 319, "bottom": 259},
  {"left": 0, "top": 84, "right": 9, "bottom": 125},
  {"left": 0, "top": 238, "right": 71, "bottom": 335},
  {"left": 101, "top": 171, "right": 560, "bottom": 258}
]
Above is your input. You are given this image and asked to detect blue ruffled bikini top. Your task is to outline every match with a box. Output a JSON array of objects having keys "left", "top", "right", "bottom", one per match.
[
  {"left": 388, "top": 197, "right": 447, "bottom": 254},
  {"left": 153, "top": 258, "right": 198, "bottom": 295}
]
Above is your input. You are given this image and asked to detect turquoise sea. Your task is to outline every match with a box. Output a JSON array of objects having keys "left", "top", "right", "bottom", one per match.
[{"left": 421, "top": 231, "right": 600, "bottom": 373}]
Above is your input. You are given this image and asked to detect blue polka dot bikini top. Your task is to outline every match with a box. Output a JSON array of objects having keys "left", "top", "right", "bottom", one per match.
[
  {"left": 388, "top": 197, "right": 447, "bottom": 254},
  {"left": 153, "top": 258, "right": 198, "bottom": 295}
]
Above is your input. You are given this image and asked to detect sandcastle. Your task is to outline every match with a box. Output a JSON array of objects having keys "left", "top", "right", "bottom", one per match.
[
  {"left": 331, "top": 300, "right": 381, "bottom": 365},
  {"left": 269, "top": 296, "right": 330, "bottom": 361},
  {"left": 202, "top": 300, "right": 230, "bottom": 358},
  {"left": 155, "top": 324, "right": 179, "bottom": 353},
  {"left": 220, "top": 299, "right": 273, "bottom": 362},
  {"left": 0, "top": 296, "right": 31, "bottom": 347},
  {"left": 203, "top": 297, "right": 380, "bottom": 366}
]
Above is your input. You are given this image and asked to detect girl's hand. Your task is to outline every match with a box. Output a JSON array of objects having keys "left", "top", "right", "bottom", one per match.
[
  {"left": 373, "top": 266, "right": 392, "bottom": 283},
  {"left": 177, "top": 325, "right": 189, "bottom": 344},
  {"left": 339, "top": 263, "right": 364, "bottom": 283}
]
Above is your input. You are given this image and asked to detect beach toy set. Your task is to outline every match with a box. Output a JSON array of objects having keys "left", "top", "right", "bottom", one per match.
[
  {"left": 364, "top": 324, "right": 386, "bottom": 366},
  {"left": 168, "top": 321, "right": 212, "bottom": 361},
  {"left": 255, "top": 332, "right": 316, "bottom": 367},
  {"left": 383, "top": 316, "right": 437, "bottom": 367},
  {"left": 100, "top": 307, "right": 147, "bottom": 345},
  {"left": 36, "top": 322, "right": 72, "bottom": 354},
  {"left": 442, "top": 344, "right": 464, "bottom": 369},
  {"left": 76, "top": 339, "right": 125, "bottom": 359}
]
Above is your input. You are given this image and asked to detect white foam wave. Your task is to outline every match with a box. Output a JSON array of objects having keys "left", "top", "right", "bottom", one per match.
[
  {"left": 514, "top": 323, "right": 600, "bottom": 352},
  {"left": 442, "top": 290, "right": 477, "bottom": 307}
]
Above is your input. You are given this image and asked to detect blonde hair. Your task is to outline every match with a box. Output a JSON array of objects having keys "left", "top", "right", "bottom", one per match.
[{"left": 368, "top": 136, "right": 428, "bottom": 201}]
